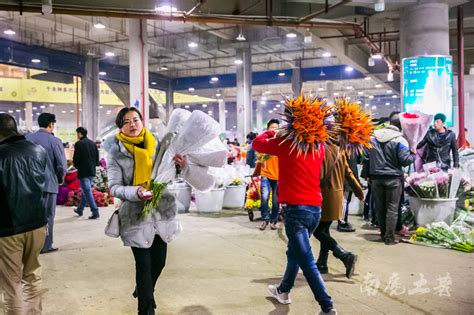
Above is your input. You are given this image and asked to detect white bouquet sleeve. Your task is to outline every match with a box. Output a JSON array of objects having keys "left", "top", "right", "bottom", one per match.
[
  {"left": 166, "top": 108, "right": 192, "bottom": 134},
  {"left": 187, "top": 137, "right": 228, "bottom": 167},
  {"left": 154, "top": 110, "right": 222, "bottom": 184},
  {"left": 400, "top": 111, "right": 433, "bottom": 150}
]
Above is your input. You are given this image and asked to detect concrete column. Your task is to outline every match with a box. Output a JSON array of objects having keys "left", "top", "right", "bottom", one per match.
[
  {"left": 256, "top": 100, "right": 263, "bottom": 132},
  {"left": 400, "top": 1, "right": 449, "bottom": 58},
  {"left": 25, "top": 102, "right": 33, "bottom": 131},
  {"left": 82, "top": 57, "right": 99, "bottom": 141},
  {"left": 291, "top": 60, "right": 302, "bottom": 96},
  {"left": 326, "top": 81, "right": 335, "bottom": 105},
  {"left": 166, "top": 81, "right": 174, "bottom": 124},
  {"left": 236, "top": 47, "right": 252, "bottom": 140},
  {"left": 128, "top": 19, "right": 150, "bottom": 127},
  {"left": 218, "top": 100, "right": 226, "bottom": 132}
]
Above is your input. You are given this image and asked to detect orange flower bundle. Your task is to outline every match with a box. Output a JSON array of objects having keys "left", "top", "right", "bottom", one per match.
[
  {"left": 335, "top": 97, "right": 375, "bottom": 155},
  {"left": 280, "top": 93, "right": 338, "bottom": 157}
]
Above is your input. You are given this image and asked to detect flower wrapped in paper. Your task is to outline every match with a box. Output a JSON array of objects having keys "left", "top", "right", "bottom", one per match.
[
  {"left": 280, "top": 93, "right": 337, "bottom": 157},
  {"left": 400, "top": 111, "right": 433, "bottom": 150},
  {"left": 334, "top": 97, "right": 375, "bottom": 155}
]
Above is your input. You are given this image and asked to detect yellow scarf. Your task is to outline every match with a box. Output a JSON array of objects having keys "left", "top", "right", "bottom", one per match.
[{"left": 116, "top": 128, "right": 156, "bottom": 190}]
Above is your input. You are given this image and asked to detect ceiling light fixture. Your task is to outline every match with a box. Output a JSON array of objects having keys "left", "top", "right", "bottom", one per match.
[
  {"left": 236, "top": 33, "right": 246, "bottom": 41},
  {"left": 386, "top": 90, "right": 393, "bottom": 94},
  {"left": 49, "top": 104, "right": 54, "bottom": 107},
  {"left": 364, "top": 77, "right": 371, "bottom": 80},
  {"left": 260, "top": 101, "right": 266, "bottom": 105},
  {"left": 345, "top": 66, "right": 354, "bottom": 72},
  {"left": 265, "top": 90, "right": 271, "bottom": 94},
  {"left": 202, "top": 104, "right": 208, "bottom": 108},
  {"left": 3, "top": 29, "right": 15, "bottom": 35},
  {"left": 105, "top": 51, "right": 115, "bottom": 57},
  {"left": 372, "top": 53, "right": 383, "bottom": 60},
  {"left": 346, "top": 86, "right": 353, "bottom": 90},
  {"left": 188, "top": 87, "right": 195, "bottom": 92},
  {"left": 375, "top": 84, "right": 382, "bottom": 88},
  {"left": 216, "top": 93, "right": 221, "bottom": 97},
  {"left": 42, "top": 0, "right": 53, "bottom": 14},
  {"left": 334, "top": 92, "right": 339, "bottom": 96},
  {"left": 188, "top": 42, "right": 198, "bottom": 48},
  {"left": 31, "top": 59, "right": 41, "bottom": 63},
  {"left": 278, "top": 72, "right": 285, "bottom": 77},
  {"left": 161, "top": 65, "right": 169, "bottom": 70},
  {"left": 94, "top": 22, "right": 106, "bottom": 29},
  {"left": 261, "top": 96, "right": 267, "bottom": 101},
  {"left": 322, "top": 52, "right": 331, "bottom": 58},
  {"left": 387, "top": 70, "right": 394, "bottom": 82},
  {"left": 211, "top": 76, "right": 219, "bottom": 82},
  {"left": 234, "top": 59, "right": 243, "bottom": 65},
  {"left": 151, "top": 82, "right": 157, "bottom": 85},
  {"left": 318, "top": 87, "right": 324, "bottom": 91},
  {"left": 185, "top": 105, "right": 190, "bottom": 109},
  {"left": 286, "top": 32, "right": 297, "bottom": 39},
  {"left": 385, "top": 102, "right": 390, "bottom": 106},
  {"left": 392, "top": 95, "right": 397, "bottom": 98},
  {"left": 269, "top": 110, "right": 273, "bottom": 113},
  {"left": 155, "top": 5, "right": 178, "bottom": 13},
  {"left": 369, "top": 95, "right": 374, "bottom": 99},
  {"left": 358, "top": 91, "right": 364, "bottom": 95},
  {"left": 319, "top": 70, "right": 326, "bottom": 76},
  {"left": 368, "top": 56, "right": 375, "bottom": 67},
  {"left": 40, "top": 105, "right": 45, "bottom": 109},
  {"left": 304, "top": 29, "right": 312, "bottom": 44},
  {"left": 374, "top": 0, "right": 385, "bottom": 12},
  {"left": 98, "top": 71, "right": 106, "bottom": 76},
  {"left": 372, "top": 105, "right": 377, "bottom": 110}
]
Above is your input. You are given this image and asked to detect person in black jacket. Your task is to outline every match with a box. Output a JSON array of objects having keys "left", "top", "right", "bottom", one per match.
[
  {"left": 369, "top": 112, "right": 415, "bottom": 245},
  {"left": 0, "top": 114, "right": 52, "bottom": 313},
  {"left": 417, "top": 113, "right": 459, "bottom": 171},
  {"left": 73, "top": 127, "right": 100, "bottom": 219}
]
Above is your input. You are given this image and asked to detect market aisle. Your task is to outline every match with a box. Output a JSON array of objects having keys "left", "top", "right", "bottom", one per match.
[{"left": 1, "top": 206, "right": 472, "bottom": 315}]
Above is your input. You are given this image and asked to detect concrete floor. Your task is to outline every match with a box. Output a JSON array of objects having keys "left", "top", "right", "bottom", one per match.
[{"left": 1, "top": 205, "right": 473, "bottom": 315}]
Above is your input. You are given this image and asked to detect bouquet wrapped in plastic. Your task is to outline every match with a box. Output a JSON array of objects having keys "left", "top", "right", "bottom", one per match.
[
  {"left": 400, "top": 111, "right": 433, "bottom": 150},
  {"left": 334, "top": 97, "right": 374, "bottom": 155},
  {"left": 280, "top": 92, "right": 337, "bottom": 157}
]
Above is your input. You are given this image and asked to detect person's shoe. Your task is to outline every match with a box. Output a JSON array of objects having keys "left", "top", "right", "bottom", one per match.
[
  {"left": 88, "top": 214, "right": 100, "bottom": 220},
  {"left": 268, "top": 284, "right": 291, "bottom": 305},
  {"left": 40, "top": 247, "right": 59, "bottom": 254},
  {"left": 319, "top": 309, "right": 338, "bottom": 315},
  {"left": 384, "top": 239, "right": 399, "bottom": 245},
  {"left": 259, "top": 221, "right": 268, "bottom": 231},
  {"left": 316, "top": 249, "right": 329, "bottom": 274},
  {"left": 337, "top": 222, "right": 356, "bottom": 232},
  {"left": 270, "top": 223, "right": 278, "bottom": 230},
  {"left": 333, "top": 245, "right": 357, "bottom": 279},
  {"left": 73, "top": 207, "right": 83, "bottom": 217}
]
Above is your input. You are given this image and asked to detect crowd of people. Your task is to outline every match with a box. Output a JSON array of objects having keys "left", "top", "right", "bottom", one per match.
[{"left": 0, "top": 107, "right": 463, "bottom": 315}]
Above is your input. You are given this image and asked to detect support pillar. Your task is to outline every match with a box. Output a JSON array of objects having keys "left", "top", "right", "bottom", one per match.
[
  {"left": 326, "top": 82, "right": 335, "bottom": 105},
  {"left": 236, "top": 47, "right": 252, "bottom": 140},
  {"left": 256, "top": 100, "right": 263, "bottom": 132},
  {"left": 218, "top": 100, "right": 226, "bottom": 132},
  {"left": 82, "top": 57, "right": 99, "bottom": 140},
  {"left": 25, "top": 102, "right": 33, "bottom": 131},
  {"left": 291, "top": 61, "right": 302, "bottom": 96},
  {"left": 166, "top": 81, "right": 174, "bottom": 124},
  {"left": 128, "top": 19, "right": 150, "bottom": 127}
]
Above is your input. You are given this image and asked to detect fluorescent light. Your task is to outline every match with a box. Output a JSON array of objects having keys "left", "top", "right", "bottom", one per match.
[
  {"left": 358, "top": 91, "right": 364, "bottom": 95},
  {"left": 392, "top": 95, "right": 397, "bottom": 98},
  {"left": 386, "top": 90, "right": 392, "bottom": 94},
  {"left": 188, "top": 87, "right": 195, "bottom": 92},
  {"left": 225, "top": 110, "right": 228, "bottom": 113},
  {"left": 31, "top": 59, "right": 41, "bottom": 63},
  {"left": 278, "top": 72, "right": 285, "bottom": 77},
  {"left": 286, "top": 32, "right": 297, "bottom": 38},
  {"left": 49, "top": 104, "right": 54, "bottom": 107},
  {"left": 260, "top": 101, "right": 266, "bottom": 105},
  {"left": 322, "top": 52, "right": 331, "bottom": 58},
  {"left": 369, "top": 95, "right": 374, "bottom": 99},
  {"left": 105, "top": 51, "right": 115, "bottom": 57},
  {"left": 218, "top": 99, "right": 224, "bottom": 102},
  {"left": 185, "top": 105, "right": 190, "bottom": 109},
  {"left": 188, "top": 42, "right": 198, "bottom": 48},
  {"left": 8, "top": 110, "right": 13, "bottom": 113},
  {"left": 345, "top": 66, "right": 354, "bottom": 72},
  {"left": 70, "top": 110, "right": 75, "bottom": 113},
  {"left": 375, "top": 84, "right": 382, "bottom": 88},
  {"left": 94, "top": 22, "right": 106, "bottom": 29},
  {"left": 202, "top": 104, "right": 207, "bottom": 108},
  {"left": 372, "top": 53, "right": 383, "bottom": 60},
  {"left": 368, "top": 57, "right": 375, "bottom": 67},
  {"left": 372, "top": 105, "right": 377, "bottom": 110},
  {"left": 151, "top": 82, "right": 157, "bottom": 85},
  {"left": 280, "top": 100, "right": 285, "bottom": 103},
  {"left": 385, "top": 102, "right": 390, "bottom": 106},
  {"left": 36, "top": 112, "right": 40, "bottom": 115},
  {"left": 357, "top": 101, "right": 362, "bottom": 104},
  {"left": 79, "top": 108, "right": 82, "bottom": 111},
  {"left": 61, "top": 110, "right": 66, "bottom": 113},
  {"left": 269, "top": 110, "right": 273, "bottom": 113},
  {"left": 15, "top": 109, "right": 20, "bottom": 112},
  {"left": 208, "top": 110, "right": 213, "bottom": 114},
  {"left": 261, "top": 96, "right": 267, "bottom": 101},
  {"left": 234, "top": 59, "right": 243, "bottom": 65},
  {"left": 40, "top": 105, "right": 45, "bottom": 109},
  {"left": 236, "top": 33, "right": 246, "bottom": 41},
  {"left": 3, "top": 29, "right": 15, "bottom": 35},
  {"left": 33, "top": 107, "right": 38, "bottom": 110},
  {"left": 365, "top": 103, "right": 370, "bottom": 107},
  {"left": 99, "top": 106, "right": 103, "bottom": 109},
  {"left": 99, "top": 71, "right": 106, "bottom": 76},
  {"left": 374, "top": 0, "right": 385, "bottom": 12},
  {"left": 106, "top": 112, "right": 111, "bottom": 115},
  {"left": 265, "top": 90, "right": 271, "bottom": 94},
  {"left": 276, "top": 104, "right": 281, "bottom": 108},
  {"left": 161, "top": 65, "right": 168, "bottom": 70},
  {"left": 364, "top": 77, "right": 371, "bottom": 80},
  {"left": 155, "top": 5, "right": 178, "bottom": 13},
  {"left": 211, "top": 76, "right": 219, "bottom": 82},
  {"left": 346, "top": 86, "right": 353, "bottom": 90},
  {"left": 216, "top": 93, "right": 221, "bottom": 97},
  {"left": 334, "top": 92, "right": 339, "bottom": 96},
  {"left": 318, "top": 87, "right": 324, "bottom": 91},
  {"left": 193, "top": 94, "right": 198, "bottom": 97}
]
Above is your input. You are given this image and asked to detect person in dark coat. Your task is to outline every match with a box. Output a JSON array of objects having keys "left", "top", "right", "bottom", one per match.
[
  {"left": 245, "top": 132, "right": 257, "bottom": 168},
  {"left": 337, "top": 152, "right": 360, "bottom": 232},
  {"left": 417, "top": 113, "right": 459, "bottom": 171},
  {"left": 313, "top": 142, "right": 364, "bottom": 279},
  {"left": 26, "top": 113, "right": 67, "bottom": 253},
  {"left": 73, "top": 127, "right": 100, "bottom": 219},
  {"left": 0, "top": 114, "right": 52, "bottom": 313}
]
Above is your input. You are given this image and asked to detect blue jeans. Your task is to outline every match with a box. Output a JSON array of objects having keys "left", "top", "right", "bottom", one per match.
[
  {"left": 260, "top": 177, "right": 279, "bottom": 223},
  {"left": 279, "top": 205, "right": 334, "bottom": 313},
  {"left": 77, "top": 177, "right": 99, "bottom": 216}
]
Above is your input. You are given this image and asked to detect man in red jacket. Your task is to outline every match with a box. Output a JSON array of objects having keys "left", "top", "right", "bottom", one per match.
[{"left": 253, "top": 130, "right": 336, "bottom": 315}]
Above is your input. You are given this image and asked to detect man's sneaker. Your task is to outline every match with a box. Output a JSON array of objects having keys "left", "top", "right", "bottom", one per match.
[
  {"left": 319, "top": 309, "right": 338, "bottom": 315},
  {"left": 270, "top": 223, "right": 278, "bottom": 230},
  {"left": 73, "top": 207, "right": 83, "bottom": 217},
  {"left": 337, "top": 222, "right": 356, "bottom": 232},
  {"left": 88, "top": 214, "right": 100, "bottom": 220},
  {"left": 268, "top": 284, "right": 291, "bottom": 305}
]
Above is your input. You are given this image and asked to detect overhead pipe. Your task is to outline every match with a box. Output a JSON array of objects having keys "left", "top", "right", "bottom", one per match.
[
  {"left": 457, "top": 5, "right": 466, "bottom": 148},
  {"left": 298, "top": 0, "right": 351, "bottom": 24},
  {"left": 185, "top": 0, "right": 206, "bottom": 17}
]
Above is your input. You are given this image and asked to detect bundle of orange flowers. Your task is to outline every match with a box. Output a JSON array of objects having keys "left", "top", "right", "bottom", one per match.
[
  {"left": 335, "top": 97, "right": 374, "bottom": 155},
  {"left": 280, "top": 93, "right": 338, "bottom": 157}
]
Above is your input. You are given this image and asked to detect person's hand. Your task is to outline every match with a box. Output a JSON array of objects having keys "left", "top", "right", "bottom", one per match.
[
  {"left": 137, "top": 187, "right": 153, "bottom": 200},
  {"left": 357, "top": 193, "right": 365, "bottom": 201},
  {"left": 173, "top": 154, "right": 187, "bottom": 169},
  {"left": 410, "top": 148, "right": 417, "bottom": 154}
]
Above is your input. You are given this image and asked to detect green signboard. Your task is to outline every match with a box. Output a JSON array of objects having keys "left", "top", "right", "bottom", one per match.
[{"left": 402, "top": 56, "right": 454, "bottom": 126}]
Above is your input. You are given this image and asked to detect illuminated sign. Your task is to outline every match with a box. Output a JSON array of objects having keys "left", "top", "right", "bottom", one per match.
[{"left": 402, "top": 56, "right": 453, "bottom": 126}]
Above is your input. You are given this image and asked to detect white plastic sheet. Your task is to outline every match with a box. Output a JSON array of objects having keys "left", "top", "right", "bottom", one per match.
[{"left": 400, "top": 111, "right": 433, "bottom": 149}]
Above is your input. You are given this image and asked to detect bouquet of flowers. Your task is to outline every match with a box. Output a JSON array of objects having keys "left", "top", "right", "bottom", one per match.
[
  {"left": 405, "top": 169, "right": 471, "bottom": 199},
  {"left": 280, "top": 92, "right": 337, "bottom": 157},
  {"left": 334, "top": 98, "right": 374, "bottom": 155},
  {"left": 399, "top": 111, "right": 433, "bottom": 150}
]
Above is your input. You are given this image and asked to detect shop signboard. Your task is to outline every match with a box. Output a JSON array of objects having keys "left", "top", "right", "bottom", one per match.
[{"left": 402, "top": 56, "right": 454, "bottom": 126}]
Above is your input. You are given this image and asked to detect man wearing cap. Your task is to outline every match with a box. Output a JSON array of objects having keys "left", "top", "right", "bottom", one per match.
[
  {"left": 73, "top": 127, "right": 100, "bottom": 219},
  {"left": 417, "top": 113, "right": 459, "bottom": 171},
  {"left": 27, "top": 113, "right": 67, "bottom": 253}
]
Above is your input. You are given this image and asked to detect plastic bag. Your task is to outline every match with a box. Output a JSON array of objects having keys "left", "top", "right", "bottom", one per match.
[
  {"left": 187, "top": 137, "right": 228, "bottom": 167},
  {"left": 400, "top": 111, "right": 433, "bottom": 150},
  {"left": 166, "top": 108, "right": 192, "bottom": 134}
]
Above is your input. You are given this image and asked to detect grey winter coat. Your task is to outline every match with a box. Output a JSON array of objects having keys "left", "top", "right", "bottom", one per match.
[{"left": 103, "top": 134, "right": 177, "bottom": 248}]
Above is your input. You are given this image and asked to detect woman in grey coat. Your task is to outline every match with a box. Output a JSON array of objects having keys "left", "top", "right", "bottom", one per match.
[{"left": 104, "top": 107, "right": 185, "bottom": 315}]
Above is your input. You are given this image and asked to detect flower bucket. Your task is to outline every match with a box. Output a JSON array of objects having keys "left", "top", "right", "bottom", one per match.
[
  {"left": 408, "top": 197, "right": 458, "bottom": 226},
  {"left": 194, "top": 188, "right": 225, "bottom": 212},
  {"left": 166, "top": 184, "right": 192, "bottom": 213},
  {"left": 223, "top": 185, "right": 247, "bottom": 209}
]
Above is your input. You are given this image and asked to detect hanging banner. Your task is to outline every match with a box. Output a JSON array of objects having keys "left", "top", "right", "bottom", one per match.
[{"left": 402, "top": 56, "right": 454, "bottom": 126}]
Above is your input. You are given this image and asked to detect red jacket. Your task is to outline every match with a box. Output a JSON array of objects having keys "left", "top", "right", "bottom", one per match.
[{"left": 252, "top": 130, "right": 325, "bottom": 206}]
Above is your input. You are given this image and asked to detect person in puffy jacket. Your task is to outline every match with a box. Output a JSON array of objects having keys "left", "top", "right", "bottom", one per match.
[
  {"left": 417, "top": 113, "right": 459, "bottom": 171},
  {"left": 368, "top": 112, "right": 415, "bottom": 245},
  {"left": 103, "top": 107, "right": 186, "bottom": 315},
  {"left": 0, "top": 113, "right": 53, "bottom": 314}
]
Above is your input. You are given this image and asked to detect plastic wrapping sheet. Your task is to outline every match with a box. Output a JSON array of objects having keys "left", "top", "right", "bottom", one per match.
[
  {"left": 184, "top": 164, "right": 216, "bottom": 192},
  {"left": 155, "top": 110, "right": 221, "bottom": 184},
  {"left": 400, "top": 111, "right": 433, "bottom": 149},
  {"left": 166, "top": 108, "right": 192, "bottom": 134},
  {"left": 187, "top": 137, "right": 228, "bottom": 167}
]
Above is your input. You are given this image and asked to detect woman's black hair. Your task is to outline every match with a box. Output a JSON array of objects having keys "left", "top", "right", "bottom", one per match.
[{"left": 115, "top": 107, "right": 143, "bottom": 128}]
